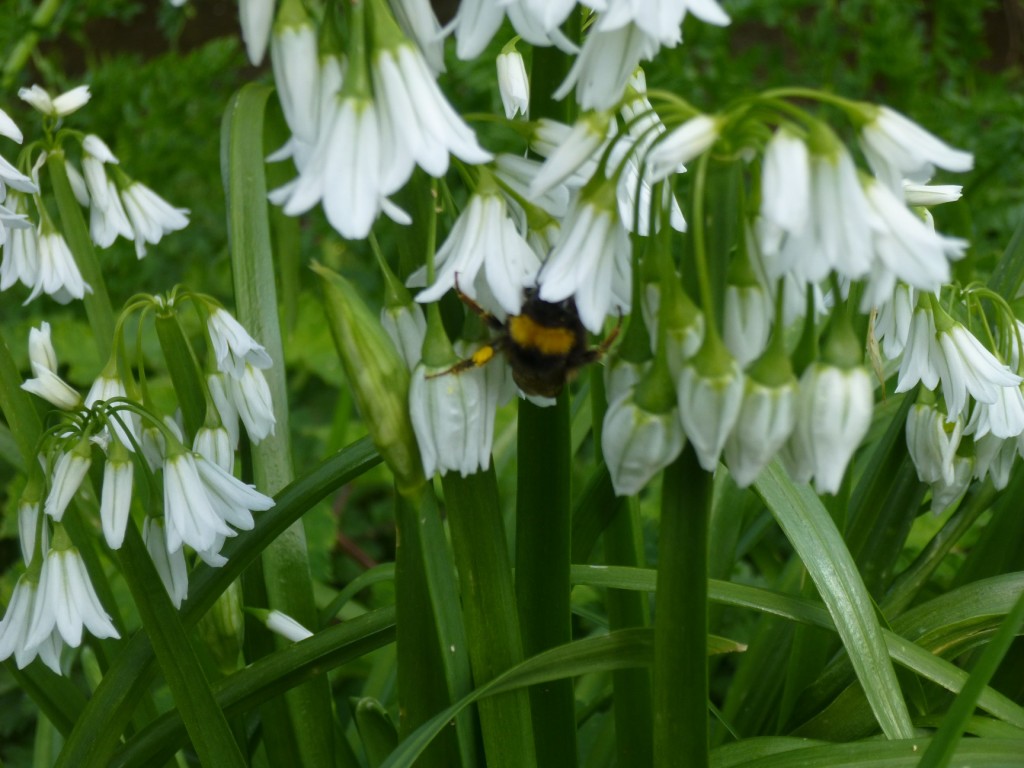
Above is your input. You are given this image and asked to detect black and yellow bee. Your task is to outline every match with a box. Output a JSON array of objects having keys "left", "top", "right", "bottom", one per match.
[{"left": 430, "top": 283, "right": 620, "bottom": 398}]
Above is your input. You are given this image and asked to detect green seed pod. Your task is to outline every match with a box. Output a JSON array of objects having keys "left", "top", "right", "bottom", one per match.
[{"left": 312, "top": 262, "right": 425, "bottom": 493}]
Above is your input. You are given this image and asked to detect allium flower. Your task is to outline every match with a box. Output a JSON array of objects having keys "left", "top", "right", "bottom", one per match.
[
  {"left": 270, "top": 7, "right": 320, "bottom": 145},
  {"left": 43, "top": 440, "right": 92, "bottom": 522},
  {"left": 390, "top": 0, "right": 445, "bottom": 72},
  {"left": 80, "top": 135, "right": 134, "bottom": 248},
  {"left": 85, "top": 373, "right": 138, "bottom": 449},
  {"left": 372, "top": 41, "right": 492, "bottom": 192},
  {"left": 723, "top": 283, "right": 772, "bottom": 367},
  {"left": 787, "top": 363, "right": 874, "bottom": 494},
  {"left": 450, "top": 0, "right": 506, "bottom": 60},
  {"left": 906, "top": 402, "right": 962, "bottom": 486},
  {"left": 0, "top": 106, "right": 24, "bottom": 143},
  {"left": 930, "top": 454, "right": 973, "bottom": 515},
  {"left": 17, "top": 494, "right": 43, "bottom": 564},
  {"left": 26, "top": 230, "right": 91, "bottom": 304},
  {"left": 538, "top": 184, "right": 631, "bottom": 333},
  {"left": 676, "top": 348, "right": 745, "bottom": 472},
  {"left": 21, "top": 322, "right": 82, "bottom": 410},
  {"left": 194, "top": 425, "right": 234, "bottom": 472},
  {"left": 774, "top": 144, "right": 873, "bottom": 283},
  {"left": 416, "top": 189, "right": 541, "bottom": 316},
  {"left": 0, "top": 573, "right": 63, "bottom": 673},
  {"left": 974, "top": 434, "right": 1017, "bottom": 490},
  {"left": 904, "top": 183, "right": 963, "bottom": 207},
  {"left": 964, "top": 383, "right": 1024, "bottom": 441},
  {"left": 381, "top": 302, "right": 427, "bottom": 370},
  {"left": 0, "top": 194, "right": 39, "bottom": 291},
  {"left": 143, "top": 517, "right": 188, "bottom": 607},
  {"left": 555, "top": 24, "right": 661, "bottom": 111},
  {"left": 26, "top": 543, "right": 119, "bottom": 649},
  {"left": 724, "top": 374, "right": 798, "bottom": 488},
  {"left": 758, "top": 126, "right": 810, "bottom": 260},
  {"left": 409, "top": 362, "right": 490, "bottom": 477},
  {"left": 163, "top": 450, "right": 235, "bottom": 554},
  {"left": 937, "top": 323, "right": 1021, "bottom": 419},
  {"left": 896, "top": 306, "right": 943, "bottom": 393},
  {"left": 121, "top": 182, "right": 189, "bottom": 258},
  {"left": 207, "top": 307, "right": 272, "bottom": 378},
  {"left": 497, "top": 48, "right": 530, "bottom": 119},
  {"left": 228, "top": 363, "right": 277, "bottom": 443},
  {"left": 646, "top": 114, "right": 721, "bottom": 183},
  {"left": 0, "top": 153, "right": 37, "bottom": 193},
  {"left": 602, "top": 384, "right": 685, "bottom": 496},
  {"left": 596, "top": 0, "right": 730, "bottom": 42},
  {"left": 494, "top": 153, "right": 569, "bottom": 218},
  {"left": 100, "top": 445, "right": 134, "bottom": 549},
  {"left": 863, "top": 178, "right": 967, "bottom": 293},
  {"left": 208, "top": 373, "right": 240, "bottom": 448},
  {"left": 239, "top": 0, "right": 275, "bottom": 65},
  {"left": 874, "top": 283, "right": 916, "bottom": 360},
  {"left": 18, "top": 84, "right": 91, "bottom": 117},
  {"left": 859, "top": 105, "right": 973, "bottom": 193},
  {"left": 193, "top": 454, "right": 274, "bottom": 532},
  {"left": 264, "top": 609, "right": 314, "bottom": 642},
  {"left": 529, "top": 114, "right": 611, "bottom": 196}
]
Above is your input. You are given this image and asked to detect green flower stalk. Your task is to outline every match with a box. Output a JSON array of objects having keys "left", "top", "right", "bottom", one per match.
[{"left": 313, "top": 261, "right": 424, "bottom": 493}]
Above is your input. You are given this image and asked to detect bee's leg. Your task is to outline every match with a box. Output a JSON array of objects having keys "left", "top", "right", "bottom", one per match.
[
  {"left": 454, "top": 273, "right": 504, "bottom": 331},
  {"left": 425, "top": 339, "right": 506, "bottom": 380},
  {"left": 581, "top": 311, "right": 624, "bottom": 364}
]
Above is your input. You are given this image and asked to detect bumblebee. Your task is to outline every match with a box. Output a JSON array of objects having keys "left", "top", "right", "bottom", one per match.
[{"left": 430, "top": 284, "right": 620, "bottom": 398}]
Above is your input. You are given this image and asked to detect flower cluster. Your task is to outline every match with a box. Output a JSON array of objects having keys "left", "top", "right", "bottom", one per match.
[
  {"left": 0, "top": 85, "right": 189, "bottom": 307},
  {"left": 0, "top": 293, "right": 276, "bottom": 674}
]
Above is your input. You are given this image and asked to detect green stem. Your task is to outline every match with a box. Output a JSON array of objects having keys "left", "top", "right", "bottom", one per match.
[
  {"left": 654, "top": 448, "right": 711, "bottom": 768},
  {"left": 516, "top": 397, "right": 576, "bottom": 768},
  {"left": 47, "top": 151, "right": 115, "bottom": 360},
  {"left": 442, "top": 469, "right": 537, "bottom": 768},
  {"left": 0, "top": 326, "right": 43, "bottom": 465},
  {"left": 221, "top": 82, "right": 333, "bottom": 767},
  {"left": 395, "top": 487, "right": 466, "bottom": 767}
]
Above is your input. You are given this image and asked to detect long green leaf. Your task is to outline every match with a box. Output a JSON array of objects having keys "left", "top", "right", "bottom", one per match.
[
  {"left": 755, "top": 461, "right": 914, "bottom": 739},
  {"left": 111, "top": 607, "right": 397, "bottom": 768},
  {"left": 54, "top": 437, "right": 380, "bottom": 768},
  {"left": 222, "top": 81, "right": 334, "bottom": 766},
  {"left": 117, "top": 523, "right": 246, "bottom": 768},
  {"left": 711, "top": 736, "right": 1024, "bottom": 768},
  {"left": 380, "top": 628, "right": 742, "bottom": 768},
  {"left": 517, "top": 396, "right": 576, "bottom": 768}
]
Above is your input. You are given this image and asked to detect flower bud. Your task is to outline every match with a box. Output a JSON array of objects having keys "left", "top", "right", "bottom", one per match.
[
  {"left": 677, "top": 334, "right": 744, "bottom": 472},
  {"left": 314, "top": 262, "right": 424, "bottom": 492},
  {"left": 195, "top": 580, "right": 245, "bottom": 675}
]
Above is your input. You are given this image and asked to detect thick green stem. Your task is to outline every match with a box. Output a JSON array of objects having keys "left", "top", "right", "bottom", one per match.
[
  {"left": 654, "top": 448, "right": 711, "bottom": 767},
  {"left": 443, "top": 469, "right": 537, "bottom": 768},
  {"left": 221, "top": 82, "right": 333, "bottom": 767},
  {"left": 516, "top": 396, "right": 577, "bottom": 768}
]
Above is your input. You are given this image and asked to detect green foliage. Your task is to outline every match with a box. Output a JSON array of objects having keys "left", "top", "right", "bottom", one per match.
[{"left": 1, "top": 1, "right": 1023, "bottom": 767}]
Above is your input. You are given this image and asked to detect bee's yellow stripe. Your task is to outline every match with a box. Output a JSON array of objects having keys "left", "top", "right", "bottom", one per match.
[{"left": 508, "top": 315, "right": 577, "bottom": 356}]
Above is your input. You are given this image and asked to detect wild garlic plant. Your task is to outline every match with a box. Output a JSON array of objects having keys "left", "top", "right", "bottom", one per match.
[{"left": 1, "top": 1, "right": 1023, "bottom": 767}]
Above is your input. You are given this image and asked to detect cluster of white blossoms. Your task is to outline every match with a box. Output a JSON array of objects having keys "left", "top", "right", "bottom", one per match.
[
  {"left": 254, "top": 0, "right": 1010, "bottom": 506},
  {"left": 0, "top": 297, "right": 276, "bottom": 674},
  {"left": 0, "top": 85, "right": 189, "bottom": 306}
]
